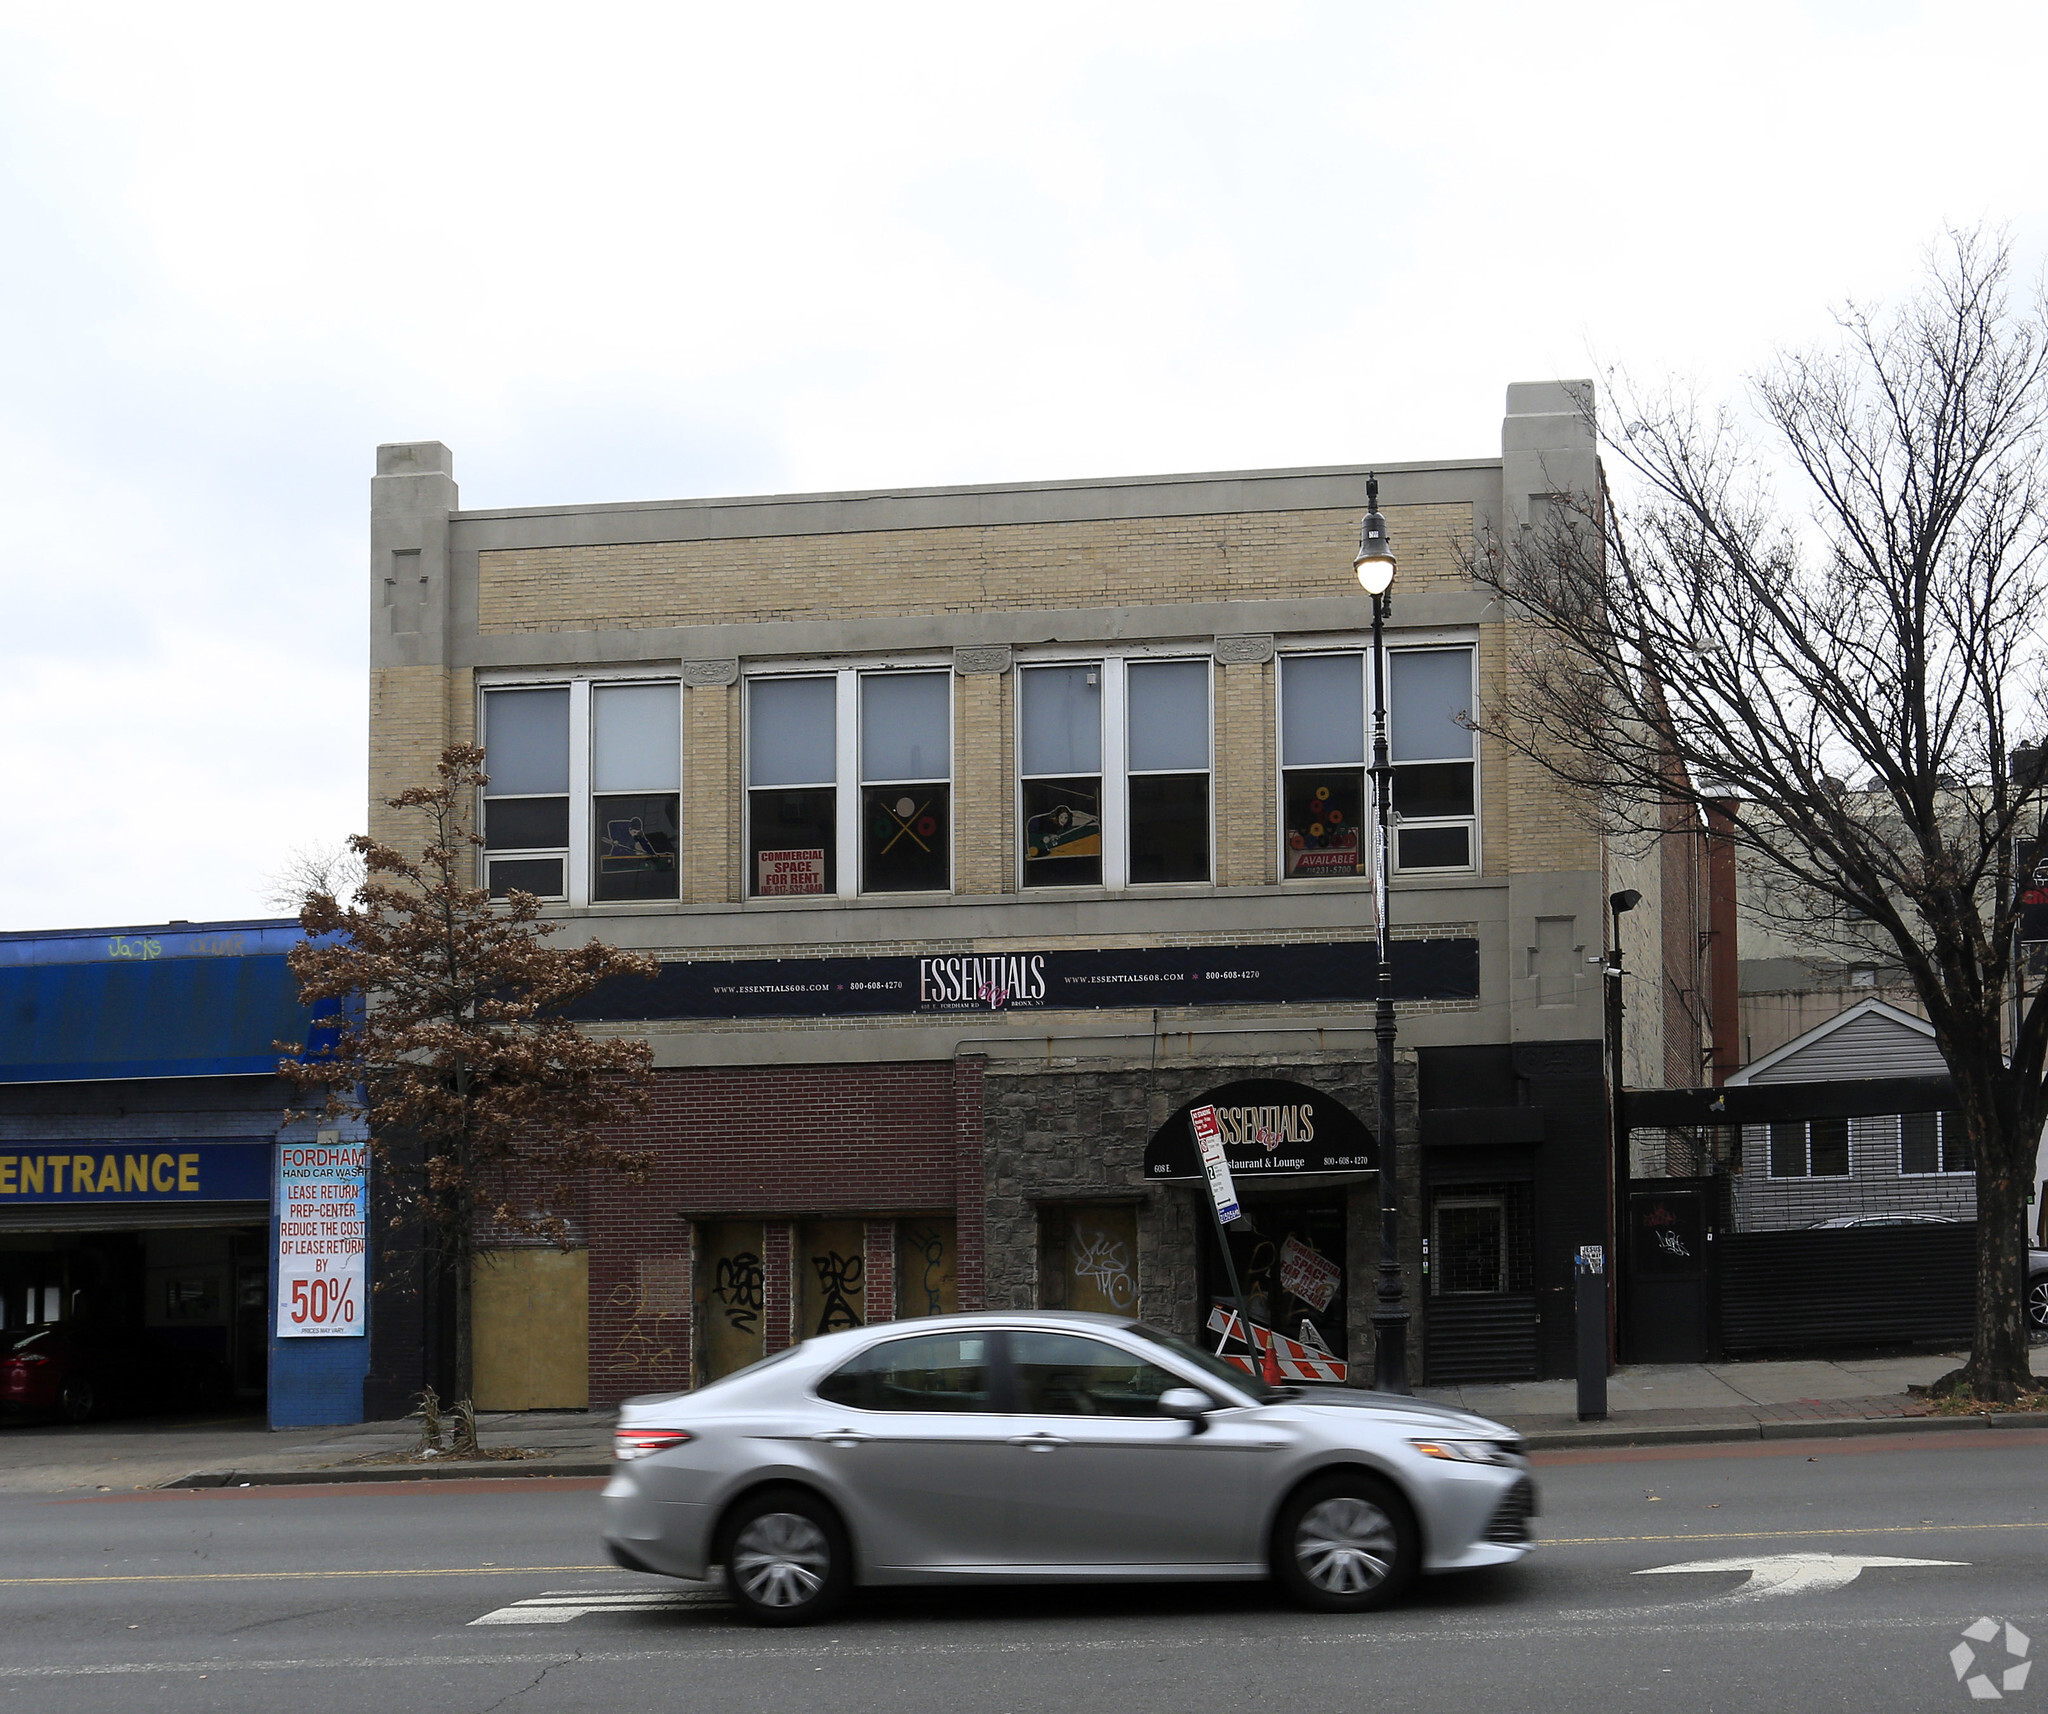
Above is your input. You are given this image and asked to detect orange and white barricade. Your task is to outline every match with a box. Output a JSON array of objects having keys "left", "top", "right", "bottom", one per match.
[{"left": 1205, "top": 1306, "right": 1347, "bottom": 1384}]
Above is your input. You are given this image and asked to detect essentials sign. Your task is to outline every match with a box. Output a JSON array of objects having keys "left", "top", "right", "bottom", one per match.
[{"left": 276, "top": 1135, "right": 367, "bottom": 1339}]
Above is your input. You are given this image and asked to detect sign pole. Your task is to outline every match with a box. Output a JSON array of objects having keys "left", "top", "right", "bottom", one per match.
[{"left": 1189, "top": 1104, "right": 1265, "bottom": 1375}]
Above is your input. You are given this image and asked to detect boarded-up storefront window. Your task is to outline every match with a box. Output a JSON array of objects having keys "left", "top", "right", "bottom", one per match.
[
  {"left": 694, "top": 1221, "right": 764, "bottom": 1384},
  {"left": 894, "top": 1217, "right": 958, "bottom": 1318},
  {"left": 1039, "top": 1203, "right": 1140, "bottom": 1316},
  {"left": 797, "top": 1219, "right": 867, "bottom": 1339}
]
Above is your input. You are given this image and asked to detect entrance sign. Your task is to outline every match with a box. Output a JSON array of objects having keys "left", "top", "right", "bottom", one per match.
[
  {"left": 276, "top": 1133, "right": 367, "bottom": 1339},
  {"left": 1189, "top": 1105, "right": 1239, "bottom": 1223},
  {"left": 1145, "top": 1080, "right": 1377, "bottom": 1182}
]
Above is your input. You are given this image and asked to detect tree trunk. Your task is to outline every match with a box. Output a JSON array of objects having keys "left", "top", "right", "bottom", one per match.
[
  {"left": 1962, "top": 1141, "right": 2034, "bottom": 1403},
  {"left": 454, "top": 1242, "right": 474, "bottom": 1405}
]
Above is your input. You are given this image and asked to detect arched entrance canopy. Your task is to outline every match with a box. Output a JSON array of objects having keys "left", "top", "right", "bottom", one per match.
[{"left": 1142, "top": 1079, "right": 1377, "bottom": 1184}]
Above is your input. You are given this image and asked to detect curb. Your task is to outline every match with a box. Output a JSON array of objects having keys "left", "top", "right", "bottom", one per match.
[
  {"left": 1522, "top": 1411, "right": 2048, "bottom": 1451},
  {"left": 163, "top": 1461, "right": 614, "bottom": 1489}
]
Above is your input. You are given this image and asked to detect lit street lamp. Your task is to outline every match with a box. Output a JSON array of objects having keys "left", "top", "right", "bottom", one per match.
[{"left": 1354, "top": 475, "right": 1409, "bottom": 1395}]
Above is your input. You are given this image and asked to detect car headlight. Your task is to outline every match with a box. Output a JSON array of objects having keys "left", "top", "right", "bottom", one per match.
[{"left": 1409, "top": 1436, "right": 1520, "bottom": 1466}]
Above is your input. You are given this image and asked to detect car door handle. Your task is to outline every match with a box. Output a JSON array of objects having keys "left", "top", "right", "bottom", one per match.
[
  {"left": 1007, "top": 1433, "right": 1070, "bottom": 1452},
  {"left": 810, "top": 1429, "right": 876, "bottom": 1447}
]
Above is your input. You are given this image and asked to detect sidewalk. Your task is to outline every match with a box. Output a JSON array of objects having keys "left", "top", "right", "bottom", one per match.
[
  {"left": 1421, "top": 1345, "right": 2048, "bottom": 1448},
  {"left": 0, "top": 1409, "right": 617, "bottom": 1495},
  {"left": 3, "top": 1348, "right": 2043, "bottom": 1493}
]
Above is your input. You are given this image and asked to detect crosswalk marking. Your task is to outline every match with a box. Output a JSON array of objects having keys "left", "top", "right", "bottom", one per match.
[{"left": 469, "top": 1587, "right": 725, "bottom": 1626}]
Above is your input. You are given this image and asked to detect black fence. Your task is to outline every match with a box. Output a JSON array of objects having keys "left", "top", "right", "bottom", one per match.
[{"left": 1715, "top": 1220, "right": 1976, "bottom": 1357}]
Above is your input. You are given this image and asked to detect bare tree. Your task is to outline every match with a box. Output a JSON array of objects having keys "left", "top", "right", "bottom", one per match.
[
  {"left": 1477, "top": 230, "right": 2048, "bottom": 1401},
  {"left": 278, "top": 746, "right": 658, "bottom": 1404},
  {"left": 262, "top": 839, "right": 367, "bottom": 914}
]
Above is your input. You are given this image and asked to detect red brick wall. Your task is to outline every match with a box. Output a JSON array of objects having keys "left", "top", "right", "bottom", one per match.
[{"left": 586, "top": 1060, "right": 974, "bottom": 1404}]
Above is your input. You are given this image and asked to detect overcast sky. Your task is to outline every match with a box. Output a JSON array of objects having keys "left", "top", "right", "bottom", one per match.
[{"left": 1, "top": 0, "right": 2043, "bottom": 932}]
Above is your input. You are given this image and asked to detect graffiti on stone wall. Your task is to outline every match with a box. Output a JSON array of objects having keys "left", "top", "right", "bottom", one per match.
[{"left": 1070, "top": 1222, "right": 1138, "bottom": 1311}]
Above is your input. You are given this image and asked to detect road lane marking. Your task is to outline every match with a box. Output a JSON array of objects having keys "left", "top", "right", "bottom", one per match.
[
  {"left": 471, "top": 1588, "right": 724, "bottom": 1625},
  {"left": 0, "top": 1614, "right": 2031, "bottom": 1679},
  {"left": 1542, "top": 1522, "right": 2048, "bottom": 1547},
  {"left": 0, "top": 1565, "right": 612, "bottom": 1587},
  {"left": 1636, "top": 1552, "right": 1966, "bottom": 1601}
]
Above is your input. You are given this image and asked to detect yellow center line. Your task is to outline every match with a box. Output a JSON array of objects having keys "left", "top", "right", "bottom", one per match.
[
  {"left": 1544, "top": 1521, "right": 2048, "bottom": 1546},
  {"left": 0, "top": 1565, "right": 613, "bottom": 1588}
]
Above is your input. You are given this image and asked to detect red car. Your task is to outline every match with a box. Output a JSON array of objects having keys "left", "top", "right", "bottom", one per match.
[{"left": 0, "top": 1325, "right": 180, "bottom": 1422}]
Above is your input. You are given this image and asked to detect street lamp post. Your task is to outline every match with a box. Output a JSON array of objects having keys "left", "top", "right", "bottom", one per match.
[{"left": 1354, "top": 475, "right": 1409, "bottom": 1395}]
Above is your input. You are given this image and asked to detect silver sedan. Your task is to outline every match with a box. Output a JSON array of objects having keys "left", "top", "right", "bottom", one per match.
[{"left": 602, "top": 1311, "right": 1535, "bottom": 1624}]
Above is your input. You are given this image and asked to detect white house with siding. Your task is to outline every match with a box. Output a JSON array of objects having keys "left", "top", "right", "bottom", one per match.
[{"left": 1727, "top": 999, "right": 1976, "bottom": 1232}]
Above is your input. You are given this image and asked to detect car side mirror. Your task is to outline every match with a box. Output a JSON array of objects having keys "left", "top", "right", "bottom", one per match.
[{"left": 1158, "top": 1387, "right": 1213, "bottom": 1433}]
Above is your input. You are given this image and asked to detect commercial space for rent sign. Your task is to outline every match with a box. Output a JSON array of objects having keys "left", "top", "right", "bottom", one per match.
[{"left": 275, "top": 1133, "right": 366, "bottom": 1338}]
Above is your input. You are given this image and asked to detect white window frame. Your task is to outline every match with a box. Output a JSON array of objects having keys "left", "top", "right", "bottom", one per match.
[
  {"left": 1014, "top": 646, "right": 1215, "bottom": 892},
  {"left": 477, "top": 671, "right": 684, "bottom": 909},
  {"left": 1274, "top": 632, "right": 1481, "bottom": 883},
  {"left": 1897, "top": 1111, "right": 1972, "bottom": 1177},
  {"left": 741, "top": 661, "right": 956, "bottom": 902}
]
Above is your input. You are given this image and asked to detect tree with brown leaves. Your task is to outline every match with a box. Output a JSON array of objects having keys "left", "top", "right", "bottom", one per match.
[
  {"left": 1475, "top": 231, "right": 2048, "bottom": 1402},
  {"left": 279, "top": 745, "right": 658, "bottom": 1405}
]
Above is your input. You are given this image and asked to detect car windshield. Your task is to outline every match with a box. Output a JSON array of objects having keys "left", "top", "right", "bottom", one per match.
[
  {"left": 1127, "top": 1323, "right": 1275, "bottom": 1404},
  {"left": 4, "top": 1328, "right": 55, "bottom": 1357},
  {"left": 684, "top": 1341, "right": 804, "bottom": 1398}
]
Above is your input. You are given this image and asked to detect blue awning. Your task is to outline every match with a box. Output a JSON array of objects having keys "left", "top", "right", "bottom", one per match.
[{"left": 0, "top": 951, "right": 330, "bottom": 1083}]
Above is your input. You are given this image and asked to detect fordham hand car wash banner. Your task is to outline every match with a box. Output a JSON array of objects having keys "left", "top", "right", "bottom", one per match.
[
  {"left": 275, "top": 1133, "right": 367, "bottom": 1339},
  {"left": 567, "top": 937, "right": 1478, "bottom": 1023}
]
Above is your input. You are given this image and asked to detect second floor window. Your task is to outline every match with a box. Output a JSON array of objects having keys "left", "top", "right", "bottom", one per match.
[
  {"left": 747, "top": 676, "right": 838, "bottom": 897},
  {"left": 482, "top": 686, "right": 570, "bottom": 900},
  {"left": 592, "top": 683, "right": 680, "bottom": 901}
]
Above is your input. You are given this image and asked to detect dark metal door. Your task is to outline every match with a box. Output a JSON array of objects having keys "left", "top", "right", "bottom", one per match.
[{"left": 1625, "top": 1188, "right": 1710, "bottom": 1362}]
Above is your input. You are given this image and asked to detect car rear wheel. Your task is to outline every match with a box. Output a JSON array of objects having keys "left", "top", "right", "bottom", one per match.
[
  {"left": 58, "top": 1380, "right": 95, "bottom": 1424},
  {"left": 1272, "top": 1473, "right": 1418, "bottom": 1613},
  {"left": 2028, "top": 1275, "right": 2048, "bottom": 1336},
  {"left": 720, "top": 1488, "right": 849, "bottom": 1626}
]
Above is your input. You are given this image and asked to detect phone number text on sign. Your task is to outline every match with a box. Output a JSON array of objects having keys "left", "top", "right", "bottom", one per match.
[{"left": 276, "top": 1135, "right": 367, "bottom": 1338}]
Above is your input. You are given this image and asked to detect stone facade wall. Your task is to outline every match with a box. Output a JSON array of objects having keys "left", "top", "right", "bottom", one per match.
[{"left": 980, "top": 1052, "right": 1424, "bottom": 1379}]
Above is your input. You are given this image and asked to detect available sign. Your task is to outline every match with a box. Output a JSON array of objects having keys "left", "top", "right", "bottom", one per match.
[
  {"left": 756, "top": 848, "right": 826, "bottom": 896},
  {"left": 1279, "top": 1234, "right": 1342, "bottom": 1313},
  {"left": 1189, "top": 1104, "right": 1240, "bottom": 1223},
  {"left": 275, "top": 1133, "right": 366, "bottom": 1339}
]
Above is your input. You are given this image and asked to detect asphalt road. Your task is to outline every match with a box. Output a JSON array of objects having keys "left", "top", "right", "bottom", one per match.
[{"left": 1, "top": 1428, "right": 2043, "bottom": 1713}]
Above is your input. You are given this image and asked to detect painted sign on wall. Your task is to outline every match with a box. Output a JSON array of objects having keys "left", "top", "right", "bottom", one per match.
[{"left": 275, "top": 1135, "right": 366, "bottom": 1338}]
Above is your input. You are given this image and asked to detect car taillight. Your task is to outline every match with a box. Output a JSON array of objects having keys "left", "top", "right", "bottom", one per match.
[
  {"left": 614, "top": 1428, "right": 692, "bottom": 1460},
  {"left": 6, "top": 1355, "right": 49, "bottom": 1367}
]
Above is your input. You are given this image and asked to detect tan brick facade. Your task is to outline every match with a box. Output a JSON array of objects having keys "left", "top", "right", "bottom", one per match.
[
  {"left": 367, "top": 664, "right": 472, "bottom": 850},
  {"left": 477, "top": 503, "right": 1471, "bottom": 634},
  {"left": 952, "top": 671, "right": 1010, "bottom": 896}
]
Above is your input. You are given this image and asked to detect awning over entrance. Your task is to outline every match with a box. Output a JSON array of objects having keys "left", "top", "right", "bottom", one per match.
[{"left": 1143, "top": 1079, "right": 1376, "bottom": 1183}]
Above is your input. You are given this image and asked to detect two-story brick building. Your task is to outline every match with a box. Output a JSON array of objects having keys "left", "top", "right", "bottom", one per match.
[{"left": 362, "top": 380, "right": 1687, "bottom": 1414}]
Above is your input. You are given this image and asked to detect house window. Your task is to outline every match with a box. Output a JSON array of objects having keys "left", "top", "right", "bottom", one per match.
[
  {"left": 1900, "top": 1111, "right": 1972, "bottom": 1175},
  {"left": 1281, "top": 653, "right": 1366, "bottom": 877},
  {"left": 1125, "top": 659, "right": 1210, "bottom": 884},
  {"left": 591, "top": 683, "right": 680, "bottom": 902},
  {"left": 1768, "top": 1117, "right": 1851, "bottom": 1178},
  {"left": 860, "top": 671, "right": 951, "bottom": 893},
  {"left": 1389, "top": 647, "right": 1476, "bottom": 872},
  {"left": 1020, "top": 664, "right": 1104, "bottom": 887},
  {"left": 482, "top": 687, "right": 569, "bottom": 899},
  {"left": 747, "top": 676, "right": 838, "bottom": 898}
]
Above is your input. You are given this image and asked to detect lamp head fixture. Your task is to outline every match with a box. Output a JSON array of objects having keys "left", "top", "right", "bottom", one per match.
[
  {"left": 1354, "top": 473, "right": 1397, "bottom": 597},
  {"left": 1611, "top": 888, "right": 1643, "bottom": 916}
]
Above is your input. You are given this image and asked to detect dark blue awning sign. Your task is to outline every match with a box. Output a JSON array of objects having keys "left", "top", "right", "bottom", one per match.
[{"left": 0, "top": 1141, "right": 271, "bottom": 1203}]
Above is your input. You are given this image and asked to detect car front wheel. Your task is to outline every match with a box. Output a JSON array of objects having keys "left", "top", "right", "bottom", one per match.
[
  {"left": 1271, "top": 1473, "right": 1418, "bottom": 1612},
  {"left": 720, "top": 1488, "right": 849, "bottom": 1626}
]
